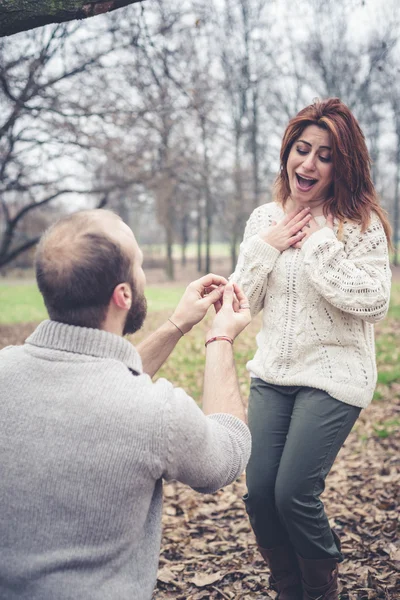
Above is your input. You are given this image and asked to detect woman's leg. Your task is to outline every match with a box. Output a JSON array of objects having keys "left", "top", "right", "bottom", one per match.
[
  {"left": 274, "top": 387, "right": 361, "bottom": 599},
  {"left": 274, "top": 387, "right": 360, "bottom": 560},
  {"left": 244, "top": 378, "right": 296, "bottom": 548},
  {"left": 244, "top": 379, "right": 302, "bottom": 599}
]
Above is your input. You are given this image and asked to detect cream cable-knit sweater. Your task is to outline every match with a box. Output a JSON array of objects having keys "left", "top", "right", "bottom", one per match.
[{"left": 231, "top": 202, "right": 392, "bottom": 408}]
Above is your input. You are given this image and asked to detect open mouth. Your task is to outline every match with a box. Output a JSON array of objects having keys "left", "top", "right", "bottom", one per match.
[{"left": 296, "top": 173, "right": 317, "bottom": 191}]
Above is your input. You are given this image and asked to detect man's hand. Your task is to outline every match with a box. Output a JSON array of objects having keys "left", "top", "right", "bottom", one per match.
[
  {"left": 207, "top": 283, "right": 251, "bottom": 341},
  {"left": 170, "top": 273, "right": 228, "bottom": 334}
]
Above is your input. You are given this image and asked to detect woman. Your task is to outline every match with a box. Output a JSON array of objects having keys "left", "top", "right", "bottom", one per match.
[{"left": 231, "top": 98, "right": 392, "bottom": 600}]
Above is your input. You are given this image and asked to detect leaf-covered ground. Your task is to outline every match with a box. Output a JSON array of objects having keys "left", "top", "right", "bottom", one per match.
[
  {"left": 153, "top": 393, "right": 399, "bottom": 600},
  {"left": 149, "top": 305, "right": 400, "bottom": 600},
  {"left": 0, "top": 278, "right": 399, "bottom": 600}
]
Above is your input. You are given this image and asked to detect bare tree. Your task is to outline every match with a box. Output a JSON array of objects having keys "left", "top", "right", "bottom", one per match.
[
  {"left": 0, "top": 21, "right": 131, "bottom": 268},
  {"left": 301, "top": 0, "right": 394, "bottom": 122},
  {"left": 118, "top": 0, "right": 197, "bottom": 279},
  {"left": 383, "top": 54, "right": 400, "bottom": 265},
  {"left": 299, "top": 0, "right": 398, "bottom": 251},
  {"left": 215, "top": 0, "right": 278, "bottom": 269}
]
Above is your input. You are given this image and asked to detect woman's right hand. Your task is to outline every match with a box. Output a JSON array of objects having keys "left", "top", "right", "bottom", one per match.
[
  {"left": 259, "top": 207, "right": 312, "bottom": 252},
  {"left": 208, "top": 283, "right": 251, "bottom": 341}
]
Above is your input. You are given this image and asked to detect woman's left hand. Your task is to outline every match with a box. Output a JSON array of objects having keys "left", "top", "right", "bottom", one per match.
[{"left": 293, "top": 214, "right": 334, "bottom": 249}]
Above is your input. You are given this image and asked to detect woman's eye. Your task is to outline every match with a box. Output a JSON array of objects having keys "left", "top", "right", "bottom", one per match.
[
  {"left": 296, "top": 147, "right": 307, "bottom": 155},
  {"left": 319, "top": 155, "right": 331, "bottom": 163}
]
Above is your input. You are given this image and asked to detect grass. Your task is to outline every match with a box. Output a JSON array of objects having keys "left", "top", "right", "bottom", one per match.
[
  {"left": 0, "top": 282, "right": 185, "bottom": 324},
  {"left": 0, "top": 284, "right": 47, "bottom": 324},
  {"left": 374, "top": 282, "right": 400, "bottom": 394},
  {"left": 1, "top": 279, "right": 399, "bottom": 404},
  {"left": 142, "top": 242, "right": 231, "bottom": 260},
  {"left": 387, "top": 282, "right": 400, "bottom": 319},
  {"left": 373, "top": 418, "right": 400, "bottom": 439}
]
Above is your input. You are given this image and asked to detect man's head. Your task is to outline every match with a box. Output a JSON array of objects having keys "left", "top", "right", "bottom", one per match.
[{"left": 35, "top": 209, "right": 147, "bottom": 335}]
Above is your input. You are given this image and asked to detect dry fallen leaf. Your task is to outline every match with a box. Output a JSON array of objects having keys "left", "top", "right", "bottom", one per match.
[{"left": 191, "top": 571, "right": 224, "bottom": 587}]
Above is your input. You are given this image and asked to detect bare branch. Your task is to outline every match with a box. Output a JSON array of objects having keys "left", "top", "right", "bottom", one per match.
[
  {"left": 0, "top": 238, "right": 40, "bottom": 268},
  {"left": 0, "top": 1, "right": 145, "bottom": 38}
]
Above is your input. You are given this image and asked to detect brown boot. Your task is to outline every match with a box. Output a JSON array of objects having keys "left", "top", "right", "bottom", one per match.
[
  {"left": 297, "top": 554, "right": 339, "bottom": 600},
  {"left": 258, "top": 544, "right": 302, "bottom": 600}
]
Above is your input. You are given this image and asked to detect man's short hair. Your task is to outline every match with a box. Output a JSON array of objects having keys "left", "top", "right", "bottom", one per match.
[{"left": 35, "top": 210, "right": 135, "bottom": 330}]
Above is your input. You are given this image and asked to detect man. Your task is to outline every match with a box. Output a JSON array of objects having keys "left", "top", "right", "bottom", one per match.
[{"left": 0, "top": 209, "right": 251, "bottom": 600}]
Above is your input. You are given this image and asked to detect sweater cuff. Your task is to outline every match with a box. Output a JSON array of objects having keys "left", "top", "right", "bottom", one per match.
[
  {"left": 301, "top": 227, "right": 337, "bottom": 255},
  {"left": 207, "top": 413, "right": 251, "bottom": 442},
  {"left": 207, "top": 413, "right": 252, "bottom": 469},
  {"left": 243, "top": 235, "right": 281, "bottom": 267}
]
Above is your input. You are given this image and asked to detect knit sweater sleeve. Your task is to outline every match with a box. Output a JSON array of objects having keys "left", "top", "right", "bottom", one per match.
[
  {"left": 301, "top": 213, "right": 391, "bottom": 323},
  {"left": 230, "top": 205, "right": 280, "bottom": 316},
  {"left": 160, "top": 382, "right": 251, "bottom": 494}
]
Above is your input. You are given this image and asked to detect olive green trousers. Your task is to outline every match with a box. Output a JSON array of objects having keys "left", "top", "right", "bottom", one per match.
[{"left": 244, "top": 378, "right": 361, "bottom": 560}]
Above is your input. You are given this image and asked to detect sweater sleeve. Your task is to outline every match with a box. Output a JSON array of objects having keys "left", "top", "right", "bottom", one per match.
[
  {"left": 301, "top": 214, "right": 391, "bottom": 323},
  {"left": 161, "top": 384, "right": 251, "bottom": 494},
  {"left": 230, "top": 206, "right": 280, "bottom": 316}
]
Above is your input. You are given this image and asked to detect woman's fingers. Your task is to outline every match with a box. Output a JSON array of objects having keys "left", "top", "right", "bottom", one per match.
[
  {"left": 283, "top": 207, "right": 310, "bottom": 226},
  {"left": 289, "top": 213, "right": 312, "bottom": 235},
  {"left": 281, "top": 209, "right": 299, "bottom": 226},
  {"left": 290, "top": 230, "right": 307, "bottom": 243},
  {"left": 214, "top": 299, "right": 222, "bottom": 313},
  {"left": 233, "top": 283, "right": 250, "bottom": 309},
  {"left": 288, "top": 208, "right": 311, "bottom": 227}
]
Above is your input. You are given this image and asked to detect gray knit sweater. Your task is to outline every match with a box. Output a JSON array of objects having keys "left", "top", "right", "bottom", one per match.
[{"left": 0, "top": 320, "right": 251, "bottom": 600}]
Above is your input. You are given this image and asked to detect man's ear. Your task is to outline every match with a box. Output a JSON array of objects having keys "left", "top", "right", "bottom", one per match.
[{"left": 111, "top": 283, "right": 132, "bottom": 310}]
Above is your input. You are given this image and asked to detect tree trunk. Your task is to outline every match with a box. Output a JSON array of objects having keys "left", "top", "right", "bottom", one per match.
[
  {"left": 196, "top": 195, "right": 203, "bottom": 273},
  {"left": 181, "top": 214, "right": 188, "bottom": 267},
  {"left": 393, "top": 132, "right": 400, "bottom": 266},
  {"left": 0, "top": 0, "right": 144, "bottom": 37},
  {"left": 200, "top": 114, "right": 212, "bottom": 274},
  {"left": 166, "top": 221, "right": 174, "bottom": 280},
  {"left": 369, "top": 115, "right": 380, "bottom": 186},
  {"left": 251, "top": 86, "right": 261, "bottom": 209},
  {"left": 231, "top": 128, "right": 244, "bottom": 272}
]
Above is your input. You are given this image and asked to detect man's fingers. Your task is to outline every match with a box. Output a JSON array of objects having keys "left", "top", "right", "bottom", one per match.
[
  {"left": 203, "top": 284, "right": 218, "bottom": 296},
  {"left": 201, "top": 285, "right": 224, "bottom": 309},
  {"left": 193, "top": 273, "right": 228, "bottom": 291}
]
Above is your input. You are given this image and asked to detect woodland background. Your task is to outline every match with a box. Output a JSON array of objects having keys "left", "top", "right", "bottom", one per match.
[
  {"left": 1, "top": 0, "right": 400, "bottom": 278},
  {"left": 0, "top": 1, "right": 399, "bottom": 598}
]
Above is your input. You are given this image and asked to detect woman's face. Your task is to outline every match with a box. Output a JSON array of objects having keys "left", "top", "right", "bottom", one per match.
[{"left": 286, "top": 125, "right": 334, "bottom": 207}]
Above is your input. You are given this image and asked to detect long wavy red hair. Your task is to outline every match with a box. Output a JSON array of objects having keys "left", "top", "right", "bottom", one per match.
[{"left": 274, "top": 97, "right": 392, "bottom": 244}]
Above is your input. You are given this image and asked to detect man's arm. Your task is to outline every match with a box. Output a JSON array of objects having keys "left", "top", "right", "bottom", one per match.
[{"left": 137, "top": 274, "right": 227, "bottom": 377}]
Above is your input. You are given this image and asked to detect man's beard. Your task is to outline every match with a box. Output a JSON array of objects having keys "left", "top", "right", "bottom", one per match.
[{"left": 123, "top": 291, "right": 147, "bottom": 335}]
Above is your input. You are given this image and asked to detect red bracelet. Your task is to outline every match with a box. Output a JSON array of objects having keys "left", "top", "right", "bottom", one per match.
[{"left": 205, "top": 336, "right": 234, "bottom": 347}]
